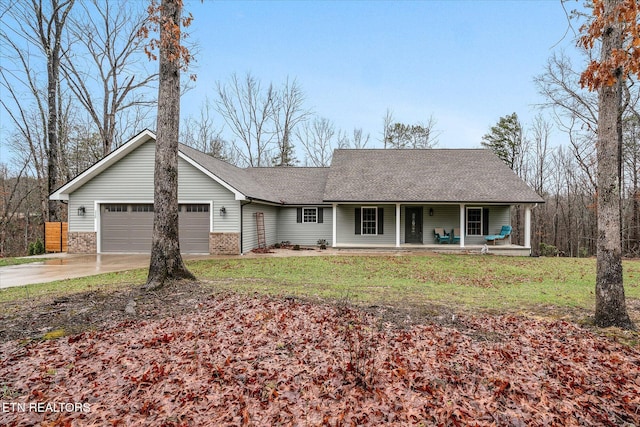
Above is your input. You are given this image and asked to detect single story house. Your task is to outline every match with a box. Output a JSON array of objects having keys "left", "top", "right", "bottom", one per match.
[{"left": 50, "top": 129, "right": 544, "bottom": 255}]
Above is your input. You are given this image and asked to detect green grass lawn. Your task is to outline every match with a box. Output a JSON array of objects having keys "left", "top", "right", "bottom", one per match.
[
  {"left": 188, "top": 254, "right": 640, "bottom": 313},
  {"left": 0, "top": 257, "right": 48, "bottom": 267},
  {"left": 2, "top": 253, "right": 638, "bottom": 320}
]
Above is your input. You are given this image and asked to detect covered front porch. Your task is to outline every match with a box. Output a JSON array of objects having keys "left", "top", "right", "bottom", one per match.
[{"left": 331, "top": 203, "right": 535, "bottom": 256}]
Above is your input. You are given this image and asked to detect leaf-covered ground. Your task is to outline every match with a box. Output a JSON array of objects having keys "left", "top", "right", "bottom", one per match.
[{"left": 1, "top": 291, "right": 639, "bottom": 426}]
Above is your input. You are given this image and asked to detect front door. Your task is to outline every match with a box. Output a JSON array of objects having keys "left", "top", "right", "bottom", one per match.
[{"left": 405, "top": 207, "right": 423, "bottom": 243}]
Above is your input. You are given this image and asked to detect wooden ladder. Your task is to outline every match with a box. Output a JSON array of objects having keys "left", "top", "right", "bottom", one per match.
[{"left": 255, "top": 212, "right": 266, "bottom": 249}]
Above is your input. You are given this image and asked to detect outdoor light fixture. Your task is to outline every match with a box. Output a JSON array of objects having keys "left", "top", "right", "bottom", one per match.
[
  {"left": 429, "top": 208, "right": 434, "bottom": 216},
  {"left": 77, "top": 206, "right": 86, "bottom": 216},
  {"left": 219, "top": 206, "right": 226, "bottom": 216}
]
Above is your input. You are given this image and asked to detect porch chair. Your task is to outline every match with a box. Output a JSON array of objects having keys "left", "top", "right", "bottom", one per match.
[
  {"left": 434, "top": 228, "right": 450, "bottom": 244},
  {"left": 484, "top": 225, "right": 512, "bottom": 245},
  {"left": 451, "top": 228, "right": 461, "bottom": 244}
]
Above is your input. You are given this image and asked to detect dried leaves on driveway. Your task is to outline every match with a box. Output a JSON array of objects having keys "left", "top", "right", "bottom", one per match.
[{"left": 1, "top": 293, "right": 639, "bottom": 426}]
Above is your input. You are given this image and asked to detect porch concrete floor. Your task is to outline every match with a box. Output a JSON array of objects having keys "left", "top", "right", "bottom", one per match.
[{"left": 333, "top": 244, "right": 530, "bottom": 256}]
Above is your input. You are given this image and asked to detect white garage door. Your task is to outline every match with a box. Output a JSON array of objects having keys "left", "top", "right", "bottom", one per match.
[{"left": 101, "top": 203, "right": 209, "bottom": 253}]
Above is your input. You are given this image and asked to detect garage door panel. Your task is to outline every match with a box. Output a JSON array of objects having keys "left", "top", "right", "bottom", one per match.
[
  {"left": 101, "top": 204, "right": 209, "bottom": 253},
  {"left": 101, "top": 205, "right": 153, "bottom": 253},
  {"left": 179, "top": 205, "right": 209, "bottom": 253}
]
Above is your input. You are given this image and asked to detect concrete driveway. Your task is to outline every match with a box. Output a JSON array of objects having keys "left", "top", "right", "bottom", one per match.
[
  {"left": 0, "top": 254, "right": 214, "bottom": 289},
  {"left": 0, "top": 248, "right": 417, "bottom": 290}
]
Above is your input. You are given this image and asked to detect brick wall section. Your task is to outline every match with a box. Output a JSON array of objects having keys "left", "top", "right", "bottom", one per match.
[
  {"left": 68, "top": 232, "right": 97, "bottom": 254},
  {"left": 209, "top": 232, "right": 240, "bottom": 255}
]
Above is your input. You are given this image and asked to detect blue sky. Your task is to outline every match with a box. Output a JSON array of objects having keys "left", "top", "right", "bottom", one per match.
[
  {"left": 0, "top": 0, "right": 587, "bottom": 166},
  {"left": 182, "top": 0, "right": 586, "bottom": 149}
]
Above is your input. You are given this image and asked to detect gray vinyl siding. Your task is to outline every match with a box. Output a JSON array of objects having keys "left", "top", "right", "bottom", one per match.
[
  {"left": 465, "top": 205, "right": 511, "bottom": 245},
  {"left": 242, "top": 203, "right": 279, "bottom": 253},
  {"left": 277, "top": 207, "right": 333, "bottom": 246},
  {"left": 414, "top": 204, "right": 460, "bottom": 244},
  {"left": 67, "top": 140, "right": 240, "bottom": 233},
  {"left": 68, "top": 141, "right": 155, "bottom": 233},
  {"left": 177, "top": 154, "right": 239, "bottom": 233},
  {"left": 418, "top": 204, "right": 511, "bottom": 245},
  {"left": 335, "top": 205, "right": 396, "bottom": 246}
]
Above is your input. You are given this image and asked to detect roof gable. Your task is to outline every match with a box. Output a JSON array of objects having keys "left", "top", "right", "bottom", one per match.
[
  {"left": 50, "top": 129, "right": 249, "bottom": 202},
  {"left": 50, "top": 129, "right": 157, "bottom": 200}
]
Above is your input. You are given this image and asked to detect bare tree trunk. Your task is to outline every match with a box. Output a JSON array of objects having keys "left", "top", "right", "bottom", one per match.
[
  {"left": 381, "top": 108, "right": 394, "bottom": 149},
  {"left": 145, "top": 0, "right": 194, "bottom": 291},
  {"left": 215, "top": 73, "right": 276, "bottom": 167},
  {"left": 297, "top": 117, "right": 336, "bottom": 167},
  {"left": 62, "top": 0, "right": 157, "bottom": 157},
  {"left": 29, "top": 0, "right": 75, "bottom": 221},
  {"left": 624, "top": 107, "right": 640, "bottom": 255},
  {"left": 594, "top": 0, "right": 635, "bottom": 329},
  {"left": 1, "top": 6, "right": 56, "bottom": 225},
  {"left": 633, "top": 171, "right": 639, "bottom": 253},
  {"left": 628, "top": 129, "right": 639, "bottom": 254},
  {"left": 272, "top": 78, "right": 307, "bottom": 166},
  {"left": 46, "top": 55, "right": 61, "bottom": 222}
]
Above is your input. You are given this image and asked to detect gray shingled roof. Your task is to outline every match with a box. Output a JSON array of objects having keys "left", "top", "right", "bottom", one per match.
[
  {"left": 322, "top": 149, "right": 544, "bottom": 203},
  {"left": 178, "top": 144, "right": 270, "bottom": 200},
  {"left": 179, "top": 144, "right": 329, "bottom": 204},
  {"left": 245, "top": 167, "right": 331, "bottom": 204},
  {"left": 179, "top": 144, "right": 543, "bottom": 205}
]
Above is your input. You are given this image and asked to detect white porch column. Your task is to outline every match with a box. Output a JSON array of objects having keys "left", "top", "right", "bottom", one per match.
[
  {"left": 395, "top": 203, "right": 401, "bottom": 248},
  {"left": 332, "top": 203, "right": 337, "bottom": 247},
  {"left": 524, "top": 205, "right": 532, "bottom": 248},
  {"left": 459, "top": 204, "right": 465, "bottom": 247}
]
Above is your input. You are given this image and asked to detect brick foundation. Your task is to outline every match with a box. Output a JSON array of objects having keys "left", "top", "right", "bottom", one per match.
[
  {"left": 209, "top": 232, "right": 240, "bottom": 255},
  {"left": 68, "top": 232, "right": 97, "bottom": 254}
]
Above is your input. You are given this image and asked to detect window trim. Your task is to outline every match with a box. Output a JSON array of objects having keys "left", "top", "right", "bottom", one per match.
[
  {"left": 302, "top": 207, "right": 318, "bottom": 223},
  {"left": 361, "top": 206, "right": 378, "bottom": 236},
  {"left": 466, "top": 207, "right": 483, "bottom": 236}
]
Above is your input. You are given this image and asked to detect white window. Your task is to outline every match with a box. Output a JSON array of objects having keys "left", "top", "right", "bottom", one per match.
[
  {"left": 303, "top": 207, "right": 317, "bottom": 223},
  {"left": 183, "top": 204, "right": 209, "bottom": 213},
  {"left": 104, "top": 204, "right": 127, "bottom": 213},
  {"left": 467, "top": 207, "right": 482, "bottom": 236},
  {"left": 362, "top": 207, "right": 378, "bottom": 235},
  {"left": 131, "top": 204, "right": 153, "bottom": 213}
]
